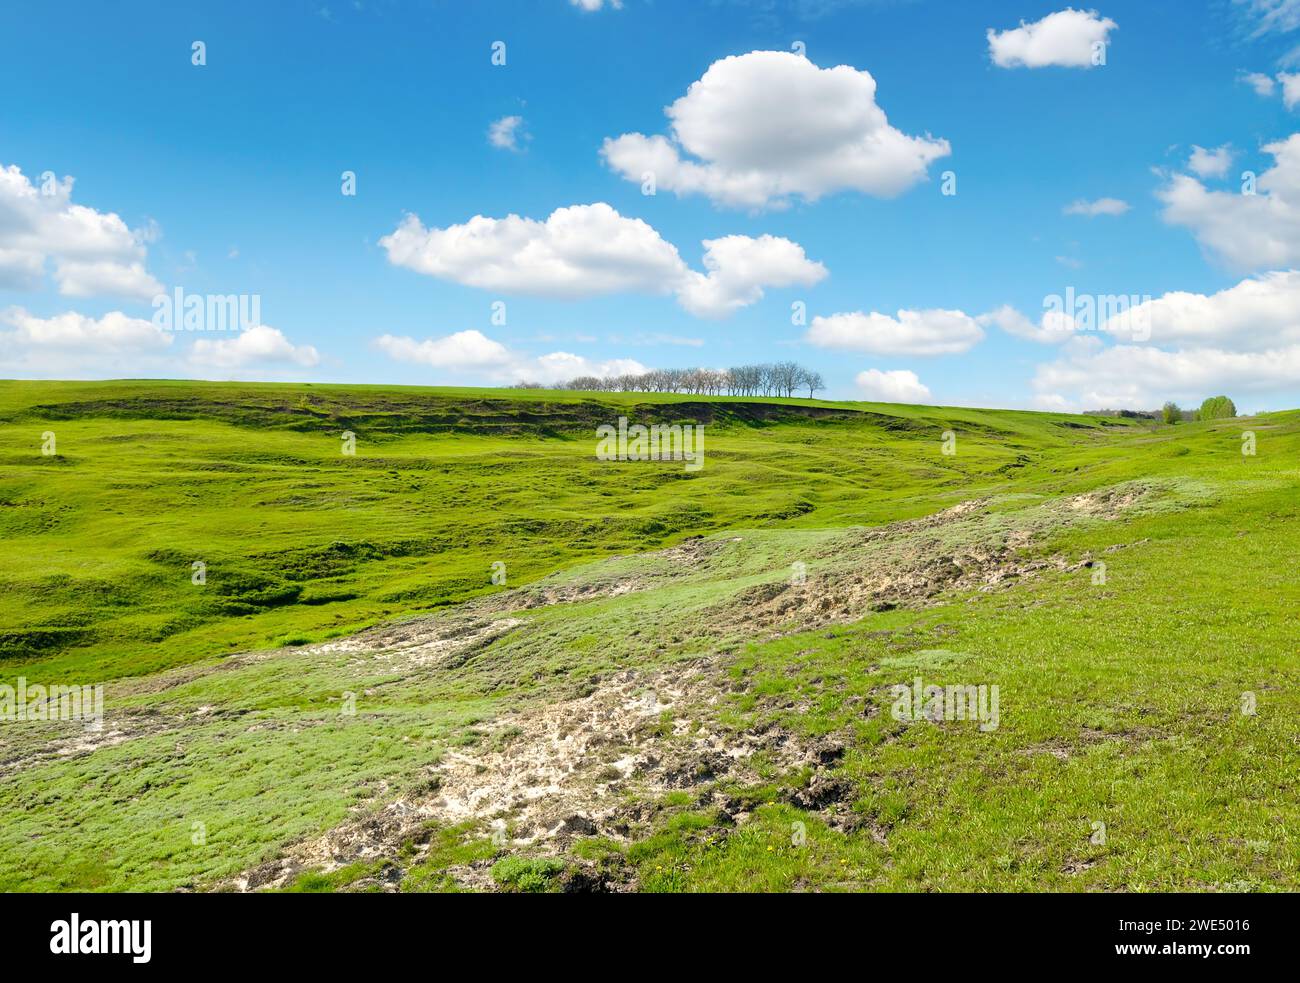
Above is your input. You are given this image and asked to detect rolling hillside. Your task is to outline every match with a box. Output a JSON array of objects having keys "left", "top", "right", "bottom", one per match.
[{"left": 1, "top": 380, "right": 1296, "bottom": 892}]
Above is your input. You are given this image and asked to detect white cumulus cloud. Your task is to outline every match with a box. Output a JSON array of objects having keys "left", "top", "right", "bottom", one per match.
[
  {"left": 677, "top": 234, "right": 828, "bottom": 318},
  {"left": 855, "top": 368, "right": 931, "bottom": 402},
  {"left": 1113, "top": 270, "right": 1300, "bottom": 349},
  {"left": 806, "top": 308, "right": 984, "bottom": 355},
  {"left": 987, "top": 8, "right": 1117, "bottom": 69},
  {"left": 0, "top": 307, "right": 173, "bottom": 376},
  {"left": 1032, "top": 342, "right": 1300, "bottom": 410},
  {"left": 0, "top": 163, "right": 163, "bottom": 300},
  {"left": 984, "top": 271, "right": 1300, "bottom": 350},
  {"left": 189, "top": 324, "right": 320, "bottom": 369},
  {"left": 600, "top": 50, "right": 950, "bottom": 210},
  {"left": 1157, "top": 133, "right": 1300, "bottom": 270},
  {"left": 379, "top": 202, "right": 826, "bottom": 319},
  {"left": 0, "top": 307, "right": 170, "bottom": 352},
  {"left": 374, "top": 329, "right": 512, "bottom": 369}
]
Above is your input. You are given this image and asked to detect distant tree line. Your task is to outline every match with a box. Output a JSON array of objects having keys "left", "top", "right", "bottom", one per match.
[
  {"left": 541, "top": 362, "right": 826, "bottom": 398},
  {"left": 1161, "top": 395, "right": 1238, "bottom": 425},
  {"left": 1088, "top": 395, "right": 1238, "bottom": 424}
]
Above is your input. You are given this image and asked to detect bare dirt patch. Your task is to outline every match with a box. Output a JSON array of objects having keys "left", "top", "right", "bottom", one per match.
[
  {"left": 721, "top": 484, "right": 1154, "bottom": 634},
  {"left": 223, "top": 656, "right": 846, "bottom": 892}
]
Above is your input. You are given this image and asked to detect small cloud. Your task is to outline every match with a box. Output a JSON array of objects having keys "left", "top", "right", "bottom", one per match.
[
  {"left": 977, "top": 304, "right": 1078, "bottom": 344},
  {"left": 1278, "top": 71, "right": 1300, "bottom": 108},
  {"left": 854, "top": 368, "right": 931, "bottom": 402},
  {"left": 374, "top": 329, "right": 512, "bottom": 370},
  {"left": 808, "top": 308, "right": 984, "bottom": 356},
  {"left": 987, "top": 8, "right": 1117, "bottom": 70},
  {"left": 1188, "top": 144, "right": 1233, "bottom": 179},
  {"left": 1064, "top": 197, "right": 1130, "bottom": 217},
  {"left": 1240, "top": 70, "right": 1276, "bottom": 96},
  {"left": 190, "top": 325, "right": 320, "bottom": 369},
  {"left": 135, "top": 218, "right": 162, "bottom": 245},
  {"left": 1032, "top": 392, "right": 1075, "bottom": 411},
  {"left": 488, "top": 115, "right": 528, "bottom": 152}
]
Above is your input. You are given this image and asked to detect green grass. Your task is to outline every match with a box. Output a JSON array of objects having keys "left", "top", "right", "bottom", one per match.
[
  {"left": 490, "top": 856, "right": 567, "bottom": 893},
  {"left": 0, "top": 379, "right": 1295, "bottom": 892}
]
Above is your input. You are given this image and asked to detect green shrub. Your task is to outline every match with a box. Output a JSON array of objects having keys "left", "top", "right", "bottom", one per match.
[{"left": 1199, "top": 395, "right": 1237, "bottom": 421}]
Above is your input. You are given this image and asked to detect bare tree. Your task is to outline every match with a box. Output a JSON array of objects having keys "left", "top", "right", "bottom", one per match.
[{"left": 771, "top": 361, "right": 802, "bottom": 397}]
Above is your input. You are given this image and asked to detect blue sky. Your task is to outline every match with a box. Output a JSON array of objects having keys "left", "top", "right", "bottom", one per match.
[{"left": 4, "top": 0, "right": 1300, "bottom": 411}]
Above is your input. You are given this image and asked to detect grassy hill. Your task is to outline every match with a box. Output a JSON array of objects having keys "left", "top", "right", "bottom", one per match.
[{"left": 0, "top": 380, "right": 1296, "bottom": 892}]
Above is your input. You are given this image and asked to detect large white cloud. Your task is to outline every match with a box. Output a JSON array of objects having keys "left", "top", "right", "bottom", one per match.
[
  {"left": 374, "top": 328, "right": 646, "bottom": 384},
  {"left": 0, "top": 306, "right": 319, "bottom": 378},
  {"left": 0, "top": 307, "right": 170, "bottom": 352},
  {"left": 806, "top": 308, "right": 984, "bottom": 355},
  {"left": 987, "top": 8, "right": 1117, "bottom": 69},
  {"left": 983, "top": 271, "right": 1300, "bottom": 350},
  {"left": 1115, "top": 270, "right": 1300, "bottom": 349},
  {"left": 1157, "top": 134, "right": 1300, "bottom": 270},
  {"left": 855, "top": 368, "right": 931, "bottom": 402},
  {"left": 189, "top": 325, "right": 320, "bottom": 369},
  {"left": 379, "top": 202, "right": 826, "bottom": 318},
  {"left": 600, "top": 50, "right": 950, "bottom": 210},
  {"left": 0, "top": 307, "right": 173, "bottom": 376},
  {"left": 1032, "top": 342, "right": 1300, "bottom": 410},
  {"left": 0, "top": 164, "right": 163, "bottom": 300}
]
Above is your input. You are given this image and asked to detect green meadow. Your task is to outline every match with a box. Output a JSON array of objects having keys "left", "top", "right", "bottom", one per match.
[{"left": 0, "top": 379, "right": 1295, "bottom": 892}]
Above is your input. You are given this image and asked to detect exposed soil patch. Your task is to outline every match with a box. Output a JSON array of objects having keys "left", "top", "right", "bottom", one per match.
[
  {"left": 0, "top": 711, "right": 179, "bottom": 778},
  {"left": 721, "top": 484, "right": 1153, "bottom": 634},
  {"left": 223, "top": 656, "right": 847, "bottom": 892}
]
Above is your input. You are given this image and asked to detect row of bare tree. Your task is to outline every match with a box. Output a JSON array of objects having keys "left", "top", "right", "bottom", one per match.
[{"left": 543, "top": 362, "right": 826, "bottom": 398}]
